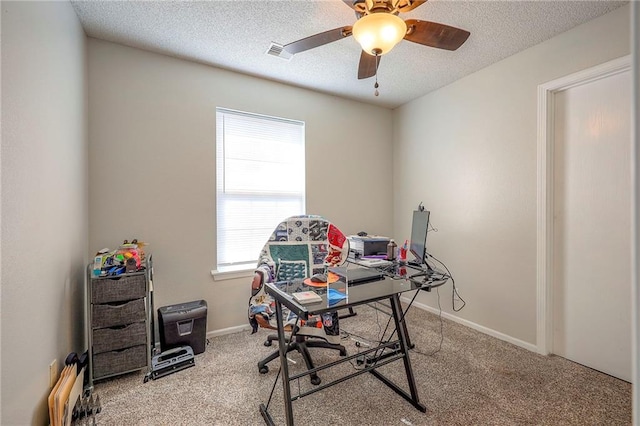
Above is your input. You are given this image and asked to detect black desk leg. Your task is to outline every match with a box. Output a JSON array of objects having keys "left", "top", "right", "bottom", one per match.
[
  {"left": 275, "top": 301, "right": 295, "bottom": 426},
  {"left": 401, "top": 306, "right": 414, "bottom": 350},
  {"left": 370, "top": 294, "right": 426, "bottom": 413}
]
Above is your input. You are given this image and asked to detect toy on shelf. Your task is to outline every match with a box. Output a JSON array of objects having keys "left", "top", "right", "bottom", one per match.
[{"left": 92, "top": 239, "right": 149, "bottom": 277}]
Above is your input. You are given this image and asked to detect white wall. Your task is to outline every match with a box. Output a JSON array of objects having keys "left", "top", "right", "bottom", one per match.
[
  {"left": 87, "top": 39, "right": 393, "bottom": 334},
  {"left": 392, "top": 5, "right": 631, "bottom": 346},
  {"left": 1, "top": 2, "right": 88, "bottom": 424}
]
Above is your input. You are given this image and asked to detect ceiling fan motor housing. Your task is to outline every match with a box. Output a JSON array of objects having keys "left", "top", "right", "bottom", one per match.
[{"left": 351, "top": 0, "right": 416, "bottom": 14}]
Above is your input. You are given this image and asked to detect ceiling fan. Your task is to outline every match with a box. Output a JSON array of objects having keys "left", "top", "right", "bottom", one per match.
[{"left": 281, "top": 0, "right": 471, "bottom": 82}]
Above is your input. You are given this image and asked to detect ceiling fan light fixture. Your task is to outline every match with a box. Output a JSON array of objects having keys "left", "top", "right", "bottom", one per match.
[{"left": 352, "top": 13, "right": 407, "bottom": 56}]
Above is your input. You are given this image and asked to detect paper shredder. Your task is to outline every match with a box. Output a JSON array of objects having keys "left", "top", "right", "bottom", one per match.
[{"left": 158, "top": 300, "right": 208, "bottom": 354}]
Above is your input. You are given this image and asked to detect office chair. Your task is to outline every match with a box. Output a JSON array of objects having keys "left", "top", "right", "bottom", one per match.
[{"left": 248, "top": 215, "right": 349, "bottom": 385}]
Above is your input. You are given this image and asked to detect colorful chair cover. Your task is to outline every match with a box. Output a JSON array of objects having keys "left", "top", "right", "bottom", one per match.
[{"left": 248, "top": 215, "right": 350, "bottom": 383}]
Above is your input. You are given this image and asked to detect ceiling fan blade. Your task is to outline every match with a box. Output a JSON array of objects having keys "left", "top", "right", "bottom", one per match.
[
  {"left": 358, "top": 51, "right": 380, "bottom": 80},
  {"left": 404, "top": 19, "right": 470, "bottom": 51},
  {"left": 284, "top": 26, "right": 353, "bottom": 55},
  {"left": 397, "top": 0, "right": 427, "bottom": 13}
]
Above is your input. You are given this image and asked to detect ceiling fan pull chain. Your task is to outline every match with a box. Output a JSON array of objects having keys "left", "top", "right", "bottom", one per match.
[{"left": 374, "top": 52, "right": 380, "bottom": 97}]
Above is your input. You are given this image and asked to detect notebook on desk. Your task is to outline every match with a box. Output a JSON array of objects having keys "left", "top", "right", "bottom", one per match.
[
  {"left": 328, "top": 267, "right": 384, "bottom": 285},
  {"left": 356, "top": 258, "right": 393, "bottom": 268}
]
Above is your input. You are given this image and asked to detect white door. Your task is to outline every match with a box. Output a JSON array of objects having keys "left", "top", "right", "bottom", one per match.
[{"left": 552, "top": 69, "right": 631, "bottom": 381}]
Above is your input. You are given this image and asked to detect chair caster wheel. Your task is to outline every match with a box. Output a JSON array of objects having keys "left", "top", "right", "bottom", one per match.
[
  {"left": 259, "top": 365, "right": 269, "bottom": 374},
  {"left": 310, "top": 375, "right": 321, "bottom": 386},
  {"left": 264, "top": 340, "right": 272, "bottom": 347}
]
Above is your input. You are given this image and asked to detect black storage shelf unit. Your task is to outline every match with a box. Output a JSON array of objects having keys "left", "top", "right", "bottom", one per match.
[{"left": 87, "top": 256, "right": 153, "bottom": 387}]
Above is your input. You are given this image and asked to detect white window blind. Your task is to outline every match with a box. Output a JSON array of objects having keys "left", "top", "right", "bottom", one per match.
[{"left": 216, "top": 108, "right": 305, "bottom": 271}]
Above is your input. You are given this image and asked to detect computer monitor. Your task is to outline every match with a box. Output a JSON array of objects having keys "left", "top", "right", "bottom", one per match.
[{"left": 409, "top": 210, "right": 430, "bottom": 265}]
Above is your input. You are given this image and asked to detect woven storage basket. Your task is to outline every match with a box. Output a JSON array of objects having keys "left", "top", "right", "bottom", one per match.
[
  {"left": 93, "top": 345, "right": 147, "bottom": 379},
  {"left": 92, "top": 299, "right": 145, "bottom": 329},
  {"left": 91, "top": 273, "right": 146, "bottom": 304},
  {"left": 92, "top": 322, "right": 147, "bottom": 354}
]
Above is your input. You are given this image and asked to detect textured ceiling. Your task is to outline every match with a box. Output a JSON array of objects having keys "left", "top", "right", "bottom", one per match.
[{"left": 70, "top": 0, "right": 627, "bottom": 109}]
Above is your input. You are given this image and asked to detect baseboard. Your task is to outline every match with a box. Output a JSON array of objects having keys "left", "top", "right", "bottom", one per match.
[
  {"left": 401, "top": 295, "right": 538, "bottom": 353},
  {"left": 151, "top": 325, "right": 250, "bottom": 353},
  {"left": 207, "top": 324, "right": 251, "bottom": 339}
]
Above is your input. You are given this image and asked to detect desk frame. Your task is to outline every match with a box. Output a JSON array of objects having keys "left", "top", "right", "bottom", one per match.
[{"left": 259, "top": 281, "right": 430, "bottom": 425}]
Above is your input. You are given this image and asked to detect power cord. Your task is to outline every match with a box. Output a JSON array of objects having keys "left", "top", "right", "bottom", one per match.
[
  {"left": 341, "top": 248, "right": 461, "bottom": 365},
  {"left": 427, "top": 252, "right": 466, "bottom": 312},
  {"left": 410, "top": 287, "right": 444, "bottom": 357},
  {"left": 342, "top": 289, "right": 445, "bottom": 366},
  {"left": 369, "top": 288, "right": 445, "bottom": 362},
  {"left": 365, "top": 290, "right": 422, "bottom": 366},
  {"left": 341, "top": 301, "right": 388, "bottom": 371}
]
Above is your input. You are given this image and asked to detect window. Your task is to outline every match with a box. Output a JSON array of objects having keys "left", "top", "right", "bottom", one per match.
[{"left": 216, "top": 108, "right": 305, "bottom": 272}]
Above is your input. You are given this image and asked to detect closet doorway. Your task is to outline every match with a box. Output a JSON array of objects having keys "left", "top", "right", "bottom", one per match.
[{"left": 538, "top": 56, "right": 632, "bottom": 382}]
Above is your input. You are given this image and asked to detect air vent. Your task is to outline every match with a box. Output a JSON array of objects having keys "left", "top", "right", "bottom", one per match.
[{"left": 266, "top": 42, "right": 293, "bottom": 60}]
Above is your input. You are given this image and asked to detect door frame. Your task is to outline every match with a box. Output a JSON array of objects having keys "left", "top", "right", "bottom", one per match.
[{"left": 536, "top": 55, "right": 631, "bottom": 355}]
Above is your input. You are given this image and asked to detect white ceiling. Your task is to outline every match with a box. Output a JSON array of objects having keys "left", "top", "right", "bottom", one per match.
[{"left": 70, "top": 0, "right": 627, "bottom": 109}]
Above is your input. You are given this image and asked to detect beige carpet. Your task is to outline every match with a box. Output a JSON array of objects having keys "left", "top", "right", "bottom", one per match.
[{"left": 93, "top": 300, "right": 631, "bottom": 425}]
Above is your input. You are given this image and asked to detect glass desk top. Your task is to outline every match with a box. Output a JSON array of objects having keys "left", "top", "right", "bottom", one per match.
[{"left": 264, "top": 265, "right": 447, "bottom": 318}]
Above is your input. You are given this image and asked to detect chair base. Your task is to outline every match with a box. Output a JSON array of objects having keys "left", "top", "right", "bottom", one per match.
[{"left": 258, "top": 334, "right": 346, "bottom": 385}]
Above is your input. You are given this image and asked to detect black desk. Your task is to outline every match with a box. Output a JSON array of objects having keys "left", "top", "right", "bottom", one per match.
[{"left": 259, "top": 266, "right": 448, "bottom": 426}]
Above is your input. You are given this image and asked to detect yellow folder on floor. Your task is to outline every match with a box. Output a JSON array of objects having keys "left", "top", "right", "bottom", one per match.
[
  {"left": 55, "top": 366, "right": 76, "bottom": 426},
  {"left": 48, "top": 365, "right": 69, "bottom": 426},
  {"left": 48, "top": 364, "right": 77, "bottom": 426},
  {"left": 64, "top": 367, "right": 84, "bottom": 426}
]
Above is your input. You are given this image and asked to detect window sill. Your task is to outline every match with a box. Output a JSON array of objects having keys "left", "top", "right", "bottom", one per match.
[{"left": 211, "top": 266, "right": 254, "bottom": 281}]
